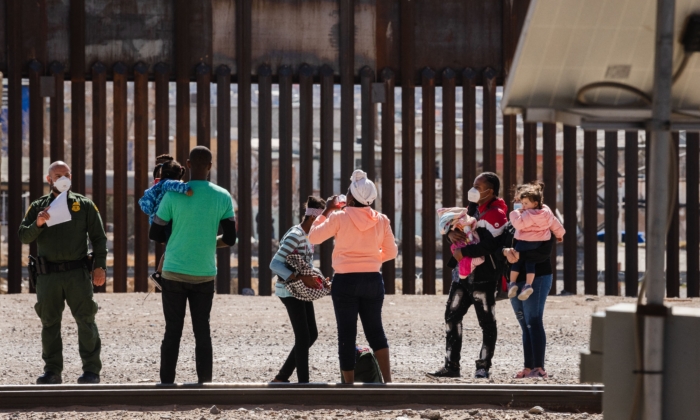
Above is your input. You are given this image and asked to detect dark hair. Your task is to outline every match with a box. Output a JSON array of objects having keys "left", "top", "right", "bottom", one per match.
[
  {"left": 303, "top": 196, "right": 327, "bottom": 220},
  {"left": 189, "top": 146, "right": 212, "bottom": 169},
  {"left": 306, "top": 196, "right": 326, "bottom": 210},
  {"left": 518, "top": 182, "right": 544, "bottom": 209},
  {"left": 479, "top": 172, "right": 501, "bottom": 196},
  {"left": 160, "top": 159, "right": 185, "bottom": 181},
  {"left": 153, "top": 154, "right": 174, "bottom": 179}
]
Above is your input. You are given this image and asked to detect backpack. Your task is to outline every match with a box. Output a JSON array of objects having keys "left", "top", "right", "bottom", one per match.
[{"left": 340, "top": 346, "right": 384, "bottom": 383}]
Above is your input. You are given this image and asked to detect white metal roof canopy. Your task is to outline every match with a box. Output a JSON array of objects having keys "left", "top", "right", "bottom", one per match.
[{"left": 502, "top": 0, "right": 700, "bottom": 130}]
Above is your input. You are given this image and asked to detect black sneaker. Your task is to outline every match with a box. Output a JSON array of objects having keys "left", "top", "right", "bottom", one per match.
[
  {"left": 77, "top": 371, "right": 100, "bottom": 384},
  {"left": 426, "top": 366, "right": 461, "bottom": 379},
  {"left": 36, "top": 371, "right": 62, "bottom": 385},
  {"left": 474, "top": 368, "right": 490, "bottom": 379},
  {"left": 148, "top": 272, "right": 163, "bottom": 291}
]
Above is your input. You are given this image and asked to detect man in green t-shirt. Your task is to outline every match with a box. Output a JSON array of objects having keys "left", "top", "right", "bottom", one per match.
[{"left": 149, "top": 146, "right": 237, "bottom": 384}]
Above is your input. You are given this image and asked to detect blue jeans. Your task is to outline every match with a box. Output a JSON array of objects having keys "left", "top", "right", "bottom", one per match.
[
  {"left": 509, "top": 274, "right": 552, "bottom": 369},
  {"left": 331, "top": 272, "right": 389, "bottom": 371}
]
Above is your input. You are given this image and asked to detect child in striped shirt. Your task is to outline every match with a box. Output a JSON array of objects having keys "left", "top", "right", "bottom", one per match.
[{"left": 269, "top": 196, "right": 327, "bottom": 383}]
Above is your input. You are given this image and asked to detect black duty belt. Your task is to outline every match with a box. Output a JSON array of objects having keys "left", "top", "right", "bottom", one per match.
[{"left": 36, "top": 258, "right": 89, "bottom": 275}]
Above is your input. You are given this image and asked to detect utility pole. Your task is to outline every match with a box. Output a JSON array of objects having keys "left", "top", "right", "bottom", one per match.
[{"left": 644, "top": 0, "right": 675, "bottom": 418}]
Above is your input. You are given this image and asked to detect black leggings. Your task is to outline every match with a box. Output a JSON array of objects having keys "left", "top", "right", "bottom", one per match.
[{"left": 276, "top": 297, "right": 318, "bottom": 383}]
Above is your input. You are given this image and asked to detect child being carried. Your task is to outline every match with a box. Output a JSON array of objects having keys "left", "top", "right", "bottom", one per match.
[
  {"left": 438, "top": 207, "right": 484, "bottom": 279},
  {"left": 508, "top": 182, "right": 565, "bottom": 301},
  {"left": 138, "top": 154, "right": 193, "bottom": 290}
]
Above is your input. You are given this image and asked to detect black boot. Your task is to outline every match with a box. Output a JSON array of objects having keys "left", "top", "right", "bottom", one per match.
[
  {"left": 426, "top": 366, "right": 461, "bottom": 379},
  {"left": 36, "top": 371, "right": 62, "bottom": 385},
  {"left": 77, "top": 371, "right": 100, "bottom": 384}
]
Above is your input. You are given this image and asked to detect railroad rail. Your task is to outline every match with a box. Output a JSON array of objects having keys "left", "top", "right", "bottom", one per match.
[{"left": 0, "top": 383, "right": 602, "bottom": 413}]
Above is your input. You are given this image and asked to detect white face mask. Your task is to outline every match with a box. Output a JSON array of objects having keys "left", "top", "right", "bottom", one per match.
[
  {"left": 513, "top": 202, "right": 523, "bottom": 210},
  {"left": 467, "top": 187, "right": 482, "bottom": 203},
  {"left": 53, "top": 176, "right": 72, "bottom": 193}
]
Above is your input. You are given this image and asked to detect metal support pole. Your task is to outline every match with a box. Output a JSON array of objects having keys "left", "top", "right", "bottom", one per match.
[{"left": 644, "top": 0, "right": 674, "bottom": 418}]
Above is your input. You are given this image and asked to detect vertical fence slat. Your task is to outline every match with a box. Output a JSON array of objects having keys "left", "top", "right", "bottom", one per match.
[
  {"left": 421, "top": 68, "right": 436, "bottom": 295},
  {"left": 29, "top": 60, "right": 44, "bottom": 294},
  {"left": 462, "top": 68, "right": 477, "bottom": 204},
  {"left": 29, "top": 61, "right": 44, "bottom": 203},
  {"left": 112, "top": 63, "right": 128, "bottom": 293},
  {"left": 133, "top": 62, "right": 149, "bottom": 293},
  {"left": 666, "top": 132, "right": 680, "bottom": 297},
  {"left": 236, "top": 0, "right": 252, "bottom": 293},
  {"left": 482, "top": 68, "right": 497, "bottom": 174},
  {"left": 543, "top": 122, "right": 557, "bottom": 294},
  {"left": 624, "top": 131, "right": 639, "bottom": 297},
  {"left": 503, "top": 114, "right": 517, "bottom": 207},
  {"left": 91, "top": 62, "right": 107, "bottom": 293},
  {"left": 320, "top": 65, "right": 335, "bottom": 279},
  {"left": 604, "top": 131, "right": 618, "bottom": 296},
  {"left": 563, "top": 125, "right": 577, "bottom": 294},
  {"left": 442, "top": 68, "right": 456, "bottom": 294},
  {"left": 400, "top": 0, "right": 416, "bottom": 294},
  {"left": 361, "top": 67, "right": 376, "bottom": 181},
  {"left": 175, "top": 0, "right": 191, "bottom": 168},
  {"left": 49, "top": 62, "right": 65, "bottom": 162},
  {"left": 70, "top": 0, "right": 86, "bottom": 195},
  {"left": 257, "top": 65, "right": 272, "bottom": 296},
  {"left": 523, "top": 123, "right": 537, "bottom": 183},
  {"left": 299, "top": 64, "right": 314, "bottom": 216},
  {"left": 340, "top": 0, "right": 355, "bottom": 191},
  {"left": 7, "top": 0, "right": 23, "bottom": 293},
  {"left": 155, "top": 63, "right": 171, "bottom": 156},
  {"left": 154, "top": 62, "right": 170, "bottom": 275},
  {"left": 196, "top": 63, "right": 211, "bottom": 148},
  {"left": 381, "top": 68, "right": 396, "bottom": 293},
  {"left": 584, "top": 130, "right": 598, "bottom": 295},
  {"left": 278, "top": 66, "right": 294, "bottom": 236},
  {"left": 216, "top": 65, "right": 232, "bottom": 294},
  {"left": 687, "top": 132, "right": 700, "bottom": 297},
  {"left": 401, "top": 101, "right": 416, "bottom": 293}
]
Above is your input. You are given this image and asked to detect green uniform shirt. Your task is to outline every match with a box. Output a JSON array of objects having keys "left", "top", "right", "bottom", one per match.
[{"left": 19, "top": 191, "right": 108, "bottom": 269}]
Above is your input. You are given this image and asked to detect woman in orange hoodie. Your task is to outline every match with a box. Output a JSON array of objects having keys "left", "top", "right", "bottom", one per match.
[{"left": 309, "top": 169, "right": 398, "bottom": 383}]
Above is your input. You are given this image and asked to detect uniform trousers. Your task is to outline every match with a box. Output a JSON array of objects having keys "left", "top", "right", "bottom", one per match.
[{"left": 34, "top": 267, "right": 101, "bottom": 375}]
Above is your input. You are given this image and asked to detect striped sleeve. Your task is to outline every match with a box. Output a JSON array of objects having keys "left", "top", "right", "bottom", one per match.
[
  {"left": 277, "top": 233, "right": 302, "bottom": 258},
  {"left": 270, "top": 227, "right": 305, "bottom": 280}
]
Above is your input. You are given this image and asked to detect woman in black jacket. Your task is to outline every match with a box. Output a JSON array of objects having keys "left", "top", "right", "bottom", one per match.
[{"left": 500, "top": 211, "right": 556, "bottom": 379}]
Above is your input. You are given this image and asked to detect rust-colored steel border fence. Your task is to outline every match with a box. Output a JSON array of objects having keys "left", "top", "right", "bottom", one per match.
[{"left": 1, "top": 0, "right": 698, "bottom": 298}]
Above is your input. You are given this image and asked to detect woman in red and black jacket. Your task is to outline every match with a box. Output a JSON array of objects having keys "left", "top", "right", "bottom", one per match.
[{"left": 427, "top": 172, "right": 508, "bottom": 380}]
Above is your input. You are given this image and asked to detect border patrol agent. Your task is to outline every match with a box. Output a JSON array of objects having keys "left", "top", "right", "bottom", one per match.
[{"left": 19, "top": 161, "right": 108, "bottom": 385}]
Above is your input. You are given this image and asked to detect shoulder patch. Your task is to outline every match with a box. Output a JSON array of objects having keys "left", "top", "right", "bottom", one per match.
[
  {"left": 24, "top": 205, "right": 32, "bottom": 218},
  {"left": 93, "top": 204, "right": 99, "bottom": 212},
  {"left": 71, "top": 201, "right": 81, "bottom": 212}
]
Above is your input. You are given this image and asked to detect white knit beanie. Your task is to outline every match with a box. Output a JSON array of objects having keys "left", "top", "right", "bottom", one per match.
[{"left": 349, "top": 169, "right": 377, "bottom": 206}]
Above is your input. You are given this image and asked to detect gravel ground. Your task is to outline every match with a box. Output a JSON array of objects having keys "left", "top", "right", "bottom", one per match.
[{"left": 1, "top": 293, "right": 697, "bottom": 419}]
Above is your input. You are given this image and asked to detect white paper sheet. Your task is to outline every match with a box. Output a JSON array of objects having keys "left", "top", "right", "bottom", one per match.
[{"left": 46, "top": 191, "right": 72, "bottom": 227}]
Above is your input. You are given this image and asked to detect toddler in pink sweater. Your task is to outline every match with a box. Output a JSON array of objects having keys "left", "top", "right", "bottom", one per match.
[{"left": 508, "top": 183, "right": 565, "bottom": 300}]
